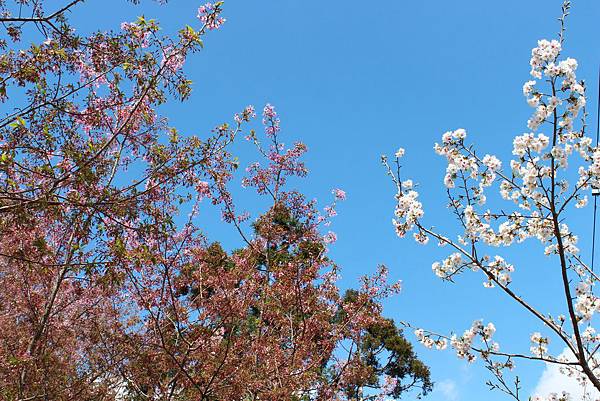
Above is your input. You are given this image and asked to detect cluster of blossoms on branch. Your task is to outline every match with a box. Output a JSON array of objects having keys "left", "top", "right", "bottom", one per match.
[
  {"left": 197, "top": 2, "right": 226, "bottom": 31},
  {"left": 385, "top": 1, "right": 600, "bottom": 399},
  {"left": 414, "top": 321, "right": 498, "bottom": 363}
]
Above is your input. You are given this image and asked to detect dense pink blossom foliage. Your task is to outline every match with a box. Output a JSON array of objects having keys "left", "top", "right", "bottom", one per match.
[{"left": 0, "top": 1, "right": 430, "bottom": 400}]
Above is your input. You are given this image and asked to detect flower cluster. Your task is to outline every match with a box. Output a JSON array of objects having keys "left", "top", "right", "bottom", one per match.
[
  {"left": 197, "top": 3, "right": 226, "bottom": 30},
  {"left": 121, "top": 21, "right": 150, "bottom": 48},
  {"left": 512, "top": 133, "right": 550, "bottom": 157},
  {"left": 435, "top": 129, "right": 499, "bottom": 205},
  {"left": 449, "top": 321, "right": 497, "bottom": 363},
  {"left": 414, "top": 321, "right": 498, "bottom": 364},
  {"left": 431, "top": 252, "right": 464, "bottom": 280},
  {"left": 529, "top": 39, "right": 561, "bottom": 79},
  {"left": 482, "top": 255, "right": 514, "bottom": 288},
  {"left": 161, "top": 45, "right": 186, "bottom": 72},
  {"left": 414, "top": 329, "right": 448, "bottom": 350},
  {"left": 531, "top": 392, "right": 572, "bottom": 401},
  {"left": 387, "top": 5, "right": 600, "bottom": 399},
  {"left": 262, "top": 103, "right": 281, "bottom": 136},
  {"left": 323, "top": 231, "right": 337, "bottom": 244},
  {"left": 332, "top": 188, "right": 346, "bottom": 201},
  {"left": 392, "top": 189, "right": 423, "bottom": 238},
  {"left": 530, "top": 332, "right": 549, "bottom": 357},
  {"left": 574, "top": 281, "right": 600, "bottom": 321},
  {"left": 234, "top": 105, "right": 256, "bottom": 124}
]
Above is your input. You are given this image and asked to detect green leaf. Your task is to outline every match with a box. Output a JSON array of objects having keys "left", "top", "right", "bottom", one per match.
[
  {"left": 9, "top": 116, "right": 25, "bottom": 129},
  {"left": 169, "top": 128, "right": 179, "bottom": 144}
]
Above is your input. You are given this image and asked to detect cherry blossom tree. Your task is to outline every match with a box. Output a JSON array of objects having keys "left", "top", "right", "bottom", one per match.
[
  {"left": 384, "top": 2, "right": 600, "bottom": 400},
  {"left": 0, "top": 1, "right": 431, "bottom": 400}
]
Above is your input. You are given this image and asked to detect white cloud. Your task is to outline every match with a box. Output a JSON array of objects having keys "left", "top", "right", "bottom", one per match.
[
  {"left": 435, "top": 379, "right": 459, "bottom": 401},
  {"left": 532, "top": 348, "right": 600, "bottom": 400}
]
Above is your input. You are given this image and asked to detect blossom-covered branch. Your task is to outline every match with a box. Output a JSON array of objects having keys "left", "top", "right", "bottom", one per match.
[{"left": 385, "top": 1, "right": 600, "bottom": 399}]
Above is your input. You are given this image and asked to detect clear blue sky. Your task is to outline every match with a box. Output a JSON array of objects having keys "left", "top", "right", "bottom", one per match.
[{"left": 75, "top": 1, "right": 600, "bottom": 399}]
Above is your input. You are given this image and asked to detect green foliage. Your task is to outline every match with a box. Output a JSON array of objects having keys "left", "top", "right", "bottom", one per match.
[{"left": 341, "top": 291, "right": 433, "bottom": 399}]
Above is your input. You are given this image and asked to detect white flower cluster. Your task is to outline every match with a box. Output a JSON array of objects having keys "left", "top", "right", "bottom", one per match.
[
  {"left": 574, "top": 281, "right": 600, "bottom": 321},
  {"left": 449, "top": 320, "right": 497, "bottom": 363},
  {"left": 390, "top": 30, "right": 600, "bottom": 401},
  {"left": 413, "top": 229, "right": 429, "bottom": 244},
  {"left": 512, "top": 132, "right": 550, "bottom": 157},
  {"left": 482, "top": 154, "right": 502, "bottom": 172},
  {"left": 434, "top": 129, "right": 504, "bottom": 216},
  {"left": 523, "top": 80, "right": 536, "bottom": 97},
  {"left": 463, "top": 202, "right": 575, "bottom": 264},
  {"left": 530, "top": 39, "right": 562, "bottom": 79},
  {"left": 390, "top": 149, "right": 428, "bottom": 239},
  {"left": 414, "top": 328, "right": 448, "bottom": 350},
  {"left": 581, "top": 326, "right": 600, "bottom": 343},
  {"left": 591, "top": 150, "right": 600, "bottom": 175},
  {"left": 464, "top": 207, "right": 526, "bottom": 246},
  {"left": 528, "top": 39, "right": 581, "bottom": 98},
  {"left": 510, "top": 132, "right": 593, "bottom": 214},
  {"left": 436, "top": 129, "right": 479, "bottom": 190},
  {"left": 530, "top": 392, "right": 571, "bottom": 401},
  {"left": 510, "top": 133, "right": 553, "bottom": 206},
  {"left": 482, "top": 255, "right": 514, "bottom": 288},
  {"left": 392, "top": 189, "right": 423, "bottom": 238},
  {"left": 546, "top": 58, "right": 578, "bottom": 85},
  {"left": 530, "top": 331, "right": 549, "bottom": 357},
  {"left": 527, "top": 100, "right": 560, "bottom": 131},
  {"left": 588, "top": 148, "right": 600, "bottom": 189},
  {"left": 518, "top": 36, "right": 592, "bottom": 203},
  {"left": 431, "top": 252, "right": 465, "bottom": 279},
  {"left": 543, "top": 223, "right": 579, "bottom": 256}
]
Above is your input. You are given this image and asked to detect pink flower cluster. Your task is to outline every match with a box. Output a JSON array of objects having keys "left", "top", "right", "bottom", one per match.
[
  {"left": 323, "top": 231, "right": 337, "bottom": 244},
  {"left": 197, "top": 3, "right": 226, "bottom": 30},
  {"left": 332, "top": 188, "right": 346, "bottom": 201},
  {"left": 161, "top": 46, "right": 185, "bottom": 72},
  {"left": 234, "top": 105, "right": 256, "bottom": 124},
  {"left": 262, "top": 104, "right": 281, "bottom": 136}
]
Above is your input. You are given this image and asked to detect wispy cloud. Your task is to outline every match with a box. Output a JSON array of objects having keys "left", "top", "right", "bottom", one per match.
[
  {"left": 434, "top": 379, "right": 459, "bottom": 401},
  {"left": 532, "top": 348, "right": 599, "bottom": 399}
]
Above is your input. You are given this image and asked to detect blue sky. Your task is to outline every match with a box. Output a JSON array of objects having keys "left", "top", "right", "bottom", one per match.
[{"left": 75, "top": 1, "right": 600, "bottom": 399}]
